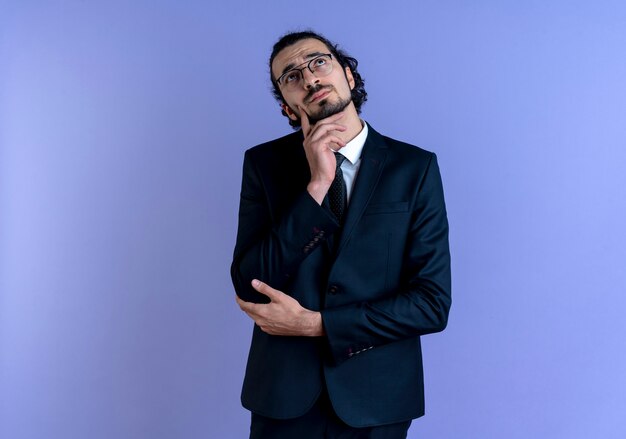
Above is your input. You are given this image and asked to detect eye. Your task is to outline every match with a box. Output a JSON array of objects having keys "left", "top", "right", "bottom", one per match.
[
  {"left": 313, "top": 57, "right": 327, "bottom": 67},
  {"left": 284, "top": 71, "right": 300, "bottom": 83}
]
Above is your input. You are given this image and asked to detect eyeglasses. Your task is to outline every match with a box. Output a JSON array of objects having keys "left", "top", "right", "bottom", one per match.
[{"left": 276, "top": 54, "right": 333, "bottom": 90}]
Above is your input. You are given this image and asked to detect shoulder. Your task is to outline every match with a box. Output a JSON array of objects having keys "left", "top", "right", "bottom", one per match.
[
  {"left": 366, "top": 123, "right": 436, "bottom": 167},
  {"left": 246, "top": 130, "right": 304, "bottom": 160},
  {"left": 383, "top": 135, "right": 434, "bottom": 159}
]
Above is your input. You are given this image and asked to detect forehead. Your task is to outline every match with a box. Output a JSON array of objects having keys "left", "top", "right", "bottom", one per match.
[{"left": 271, "top": 38, "right": 330, "bottom": 78}]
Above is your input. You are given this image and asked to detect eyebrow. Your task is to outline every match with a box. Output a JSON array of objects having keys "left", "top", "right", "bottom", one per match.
[{"left": 279, "top": 51, "right": 328, "bottom": 77}]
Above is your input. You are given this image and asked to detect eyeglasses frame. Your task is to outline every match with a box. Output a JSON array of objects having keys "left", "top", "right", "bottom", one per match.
[{"left": 275, "top": 53, "right": 334, "bottom": 88}]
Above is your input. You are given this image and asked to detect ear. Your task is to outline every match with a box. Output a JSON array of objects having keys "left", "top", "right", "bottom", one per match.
[
  {"left": 345, "top": 66, "right": 356, "bottom": 90},
  {"left": 282, "top": 103, "right": 299, "bottom": 121}
]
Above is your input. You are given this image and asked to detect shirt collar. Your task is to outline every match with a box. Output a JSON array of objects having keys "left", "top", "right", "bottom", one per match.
[{"left": 337, "top": 121, "right": 368, "bottom": 165}]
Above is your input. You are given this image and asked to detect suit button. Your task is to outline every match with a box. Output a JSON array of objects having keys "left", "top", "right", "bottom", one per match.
[{"left": 328, "top": 285, "right": 339, "bottom": 294}]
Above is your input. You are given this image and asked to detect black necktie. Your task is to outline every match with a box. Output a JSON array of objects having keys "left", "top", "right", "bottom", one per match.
[{"left": 329, "top": 153, "right": 347, "bottom": 224}]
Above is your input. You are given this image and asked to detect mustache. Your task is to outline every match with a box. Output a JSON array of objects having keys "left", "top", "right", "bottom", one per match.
[{"left": 305, "top": 84, "right": 332, "bottom": 103}]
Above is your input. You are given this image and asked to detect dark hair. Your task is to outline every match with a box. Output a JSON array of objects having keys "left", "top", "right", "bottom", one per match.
[{"left": 269, "top": 30, "right": 368, "bottom": 128}]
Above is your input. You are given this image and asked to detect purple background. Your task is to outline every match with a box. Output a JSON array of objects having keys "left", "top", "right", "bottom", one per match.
[{"left": 2, "top": 1, "right": 625, "bottom": 438}]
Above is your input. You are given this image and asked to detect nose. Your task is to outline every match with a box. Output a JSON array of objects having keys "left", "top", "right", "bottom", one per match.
[{"left": 301, "top": 68, "right": 319, "bottom": 89}]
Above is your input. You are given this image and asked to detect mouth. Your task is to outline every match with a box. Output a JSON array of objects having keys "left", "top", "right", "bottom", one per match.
[{"left": 307, "top": 87, "right": 331, "bottom": 104}]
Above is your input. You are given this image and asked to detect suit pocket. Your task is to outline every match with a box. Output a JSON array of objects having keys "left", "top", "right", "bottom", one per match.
[{"left": 364, "top": 201, "right": 409, "bottom": 215}]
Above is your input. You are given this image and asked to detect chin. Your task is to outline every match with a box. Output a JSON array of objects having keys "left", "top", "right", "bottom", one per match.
[{"left": 308, "top": 96, "right": 352, "bottom": 124}]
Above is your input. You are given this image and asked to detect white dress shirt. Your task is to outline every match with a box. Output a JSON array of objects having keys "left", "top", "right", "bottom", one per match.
[{"left": 336, "top": 121, "right": 368, "bottom": 203}]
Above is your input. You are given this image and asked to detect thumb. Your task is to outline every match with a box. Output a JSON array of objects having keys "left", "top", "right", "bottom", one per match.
[{"left": 251, "top": 279, "right": 280, "bottom": 301}]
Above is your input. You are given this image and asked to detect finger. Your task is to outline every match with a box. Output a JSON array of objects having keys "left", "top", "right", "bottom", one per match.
[
  {"left": 298, "top": 106, "right": 311, "bottom": 137},
  {"left": 307, "top": 123, "right": 348, "bottom": 142},
  {"left": 235, "top": 295, "right": 253, "bottom": 312},
  {"left": 319, "top": 135, "right": 347, "bottom": 150},
  {"left": 236, "top": 295, "right": 265, "bottom": 316},
  {"left": 306, "top": 113, "right": 345, "bottom": 135},
  {"left": 251, "top": 279, "right": 281, "bottom": 301}
]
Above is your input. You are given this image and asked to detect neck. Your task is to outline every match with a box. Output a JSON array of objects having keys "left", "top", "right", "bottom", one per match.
[{"left": 334, "top": 104, "right": 363, "bottom": 144}]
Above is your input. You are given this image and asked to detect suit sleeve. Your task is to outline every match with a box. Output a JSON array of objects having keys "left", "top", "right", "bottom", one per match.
[
  {"left": 321, "top": 153, "right": 451, "bottom": 364},
  {"left": 231, "top": 149, "right": 339, "bottom": 303}
]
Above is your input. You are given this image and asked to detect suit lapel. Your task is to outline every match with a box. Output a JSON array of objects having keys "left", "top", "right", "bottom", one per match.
[{"left": 335, "top": 125, "right": 388, "bottom": 256}]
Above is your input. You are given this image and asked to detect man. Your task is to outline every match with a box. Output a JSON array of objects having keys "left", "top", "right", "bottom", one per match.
[{"left": 232, "top": 30, "right": 451, "bottom": 438}]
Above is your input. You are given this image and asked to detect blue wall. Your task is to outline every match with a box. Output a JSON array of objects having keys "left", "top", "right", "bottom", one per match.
[{"left": 1, "top": 1, "right": 625, "bottom": 437}]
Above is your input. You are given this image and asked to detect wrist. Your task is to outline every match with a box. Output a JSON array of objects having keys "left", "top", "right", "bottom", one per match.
[
  {"left": 307, "top": 180, "right": 332, "bottom": 205},
  {"left": 303, "top": 311, "right": 325, "bottom": 337}
]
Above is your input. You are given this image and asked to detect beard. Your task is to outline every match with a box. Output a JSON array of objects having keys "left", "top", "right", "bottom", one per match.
[{"left": 301, "top": 85, "right": 353, "bottom": 125}]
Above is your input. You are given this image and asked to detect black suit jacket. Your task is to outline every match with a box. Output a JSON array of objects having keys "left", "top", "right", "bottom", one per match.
[{"left": 231, "top": 123, "right": 451, "bottom": 427}]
